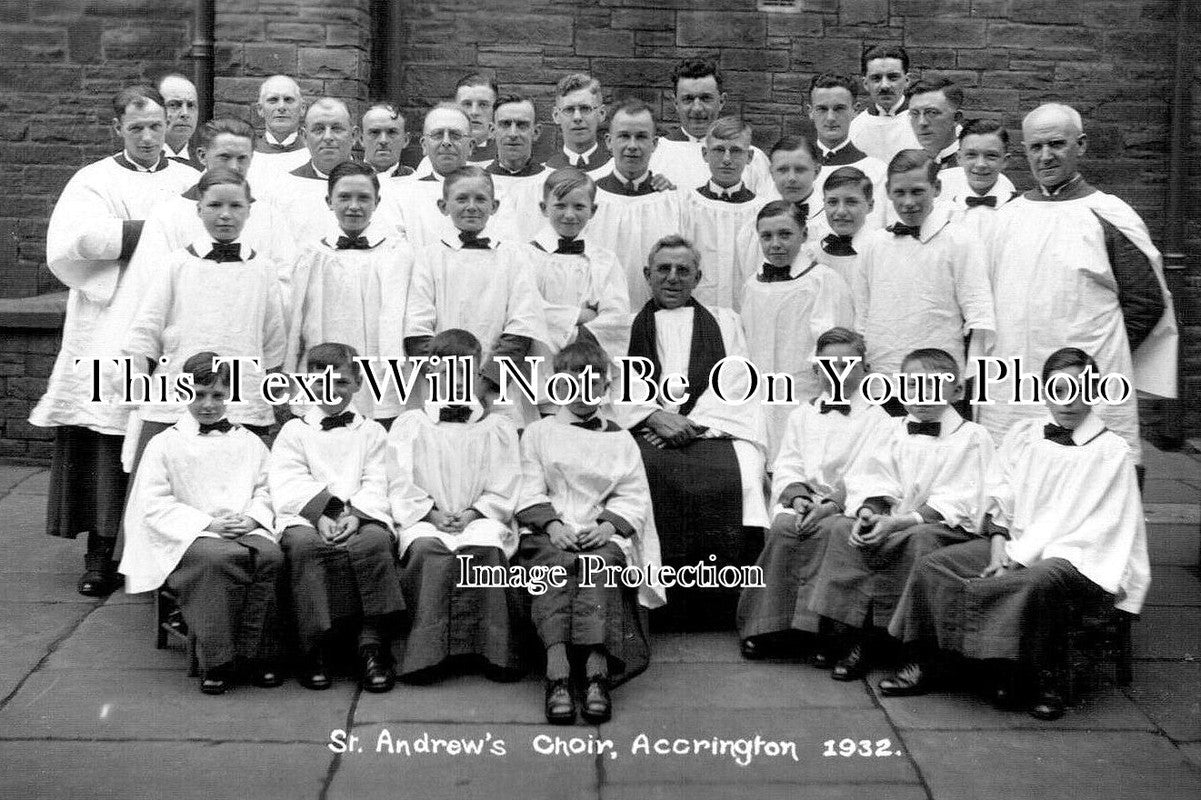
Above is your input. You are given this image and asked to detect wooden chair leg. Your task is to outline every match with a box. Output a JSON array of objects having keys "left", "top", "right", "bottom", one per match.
[{"left": 155, "top": 589, "right": 169, "bottom": 649}]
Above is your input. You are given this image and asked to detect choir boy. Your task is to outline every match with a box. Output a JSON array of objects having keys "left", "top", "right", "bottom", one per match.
[
  {"left": 287, "top": 161, "right": 415, "bottom": 426},
  {"left": 815, "top": 166, "right": 875, "bottom": 286},
  {"left": 484, "top": 93, "right": 549, "bottom": 242},
  {"left": 740, "top": 201, "right": 853, "bottom": 460},
  {"left": 385, "top": 330, "right": 525, "bottom": 682},
  {"left": 122, "top": 169, "right": 285, "bottom": 468},
  {"left": 515, "top": 340, "right": 665, "bottom": 724},
  {"left": 808, "top": 73, "right": 887, "bottom": 223},
  {"left": 246, "top": 75, "right": 309, "bottom": 188},
  {"left": 907, "top": 77, "right": 965, "bottom": 171},
  {"left": 847, "top": 45, "right": 921, "bottom": 164},
  {"left": 806, "top": 348, "right": 994, "bottom": 680},
  {"left": 270, "top": 343, "right": 404, "bottom": 693},
  {"left": 737, "top": 328, "right": 894, "bottom": 660},
  {"left": 120, "top": 352, "right": 282, "bottom": 695},
  {"left": 938, "top": 119, "right": 1017, "bottom": 241},
  {"left": 681, "top": 116, "right": 762, "bottom": 310},
  {"left": 545, "top": 73, "right": 613, "bottom": 177},
  {"left": 884, "top": 348, "right": 1149, "bottom": 721},
  {"left": 588, "top": 98, "right": 685, "bottom": 309},
  {"left": 413, "top": 73, "right": 499, "bottom": 177},
  {"left": 29, "top": 85, "right": 197, "bottom": 595}
]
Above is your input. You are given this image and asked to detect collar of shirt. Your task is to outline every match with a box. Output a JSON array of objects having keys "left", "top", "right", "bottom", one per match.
[
  {"left": 707, "top": 179, "right": 746, "bottom": 199},
  {"left": 814, "top": 389, "right": 870, "bottom": 414},
  {"left": 1058, "top": 411, "right": 1106, "bottom": 445},
  {"left": 873, "top": 97, "right": 907, "bottom": 117},
  {"left": 323, "top": 222, "right": 386, "bottom": 251},
  {"left": 555, "top": 405, "right": 607, "bottom": 426},
  {"left": 189, "top": 235, "right": 251, "bottom": 261},
  {"left": 440, "top": 222, "right": 496, "bottom": 250},
  {"left": 1038, "top": 172, "right": 1085, "bottom": 198},
  {"left": 264, "top": 129, "right": 299, "bottom": 148},
  {"left": 174, "top": 413, "right": 227, "bottom": 437},
  {"left": 303, "top": 407, "right": 361, "bottom": 430},
  {"left": 423, "top": 399, "right": 485, "bottom": 424},
  {"left": 935, "top": 141, "right": 960, "bottom": 166},
  {"left": 904, "top": 205, "right": 953, "bottom": 243},
  {"left": 664, "top": 127, "right": 702, "bottom": 143},
  {"left": 116, "top": 151, "right": 166, "bottom": 173},
  {"left": 384, "top": 163, "right": 414, "bottom": 178},
  {"left": 613, "top": 170, "right": 652, "bottom": 191},
  {"left": 164, "top": 142, "right": 191, "bottom": 161},
  {"left": 485, "top": 158, "right": 545, "bottom": 178},
  {"left": 818, "top": 138, "right": 852, "bottom": 158},
  {"left": 564, "top": 142, "right": 599, "bottom": 166},
  {"left": 532, "top": 227, "right": 587, "bottom": 255},
  {"left": 904, "top": 406, "right": 965, "bottom": 439}
]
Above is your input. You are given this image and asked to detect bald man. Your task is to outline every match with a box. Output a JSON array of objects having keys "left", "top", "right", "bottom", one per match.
[
  {"left": 246, "top": 75, "right": 310, "bottom": 190},
  {"left": 979, "top": 103, "right": 1176, "bottom": 466},
  {"left": 157, "top": 73, "right": 201, "bottom": 170}
]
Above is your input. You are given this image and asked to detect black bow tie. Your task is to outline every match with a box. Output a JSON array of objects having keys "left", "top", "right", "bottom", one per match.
[
  {"left": 198, "top": 419, "right": 233, "bottom": 435},
  {"left": 572, "top": 414, "right": 606, "bottom": 431},
  {"left": 205, "top": 242, "right": 242, "bottom": 262},
  {"left": 439, "top": 405, "right": 472, "bottom": 424},
  {"left": 1044, "top": 423, "right": 1076, "bottom": 446},
  {"left": 555, "top": 237, "right": 585, "bottom": 255},
  {"left": 907, "top": 420, "right": 941, "bottom": 437},
  {"left": 793, "top": 203, "right": 809, "bottom": 221},
  {"left": 822, "top": 234, "right": 856, "bottom": 257},
  {"left": 320, "top": 411, "right": 355, "bottom": 430},
  {"left": 889, "top": 223, "right": 921, "bottom": 239},
  {"left": 819, "top": 401, "right": 851, "bottom": 416},
  {"left": 760, "top": 263, "right": 794, "bottom": 283},
  {"left": 964, "top": 195, "right": 997, "bottom": 209},
  {"left": 459, "top": 231, "right": 491, "bottom": 250},
  {"left": 336, "top": 234, "right": 371, "bottom": 250}
]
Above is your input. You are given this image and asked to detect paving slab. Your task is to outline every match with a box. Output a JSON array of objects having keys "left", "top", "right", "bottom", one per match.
[
  {"left": 1177, "top": 742, "right": 1201, "bottom": 771},
  {"left": 1127, "top": 662, "right": 1201, "bottom": 741},
  {"left": 0, "top": 465, "right": 39, "bottom": 497},
  {"left": 599, "top": 707, "right": 917, "bottom": 785},
  {"left": 1133, "top": 607, "right": 1201, "bottom": 659},
  {"left": 604, "top": 785, "right": 929, "bottom": 800},
  {"left": 104, "top": 588, "right": 155, "bottom": 605},
  {"left": 330, "top": 722, "right": 598, "bottom": 800},
  {"left": 1144, "top": 566, "right": 1201, "bottom": 607},
  {"left": 45, "top": 600, "right": 184, "bottom": 670},
  {"left": 1144, "top": 481, "right": 1201, "bottom": 503},
  {"left": 0, "top": 667, "right": 356, "bottom": 742},
  {"left": 905, "top": 730, "right": 1201, "bottom": 800},
  {"left": 9, "top": 468, "right": 49, "bottom": 496},
  {"left": 1146, "top": 522, "right": 1201, "bottom": 566},
  {"left": 617, "top": 661, "right": 876, "bottom": 710},
  {"left": 0, "top": 601, "right": 93, "bottom": 701},
  {"left": 652, "top": 632, "right": 745, "bottom": 663},
  {"left": 0, "top": 571, "right": 97, "bottom": 603},
  {"left": 1144, "top": 446, "right": 1201, "bottom": 485},
  {"left": 356, "top": 673, "right": 548, "bottom": 725},
  {"left": 0, "top": 740, "right": 330, "bottom": 800}
]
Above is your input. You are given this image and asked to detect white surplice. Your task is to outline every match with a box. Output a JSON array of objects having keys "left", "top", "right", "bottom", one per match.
[
  {"left": 648, "top": 132, "right": 773, "bottom": 196},
  {"left": 939, "top": 168, "right": 1017, "bottom": 243},
  {"left": 588, "top": 181, "right": 684, "bottom": 309},
  {"left": 120, "top": 415, "right": 276, "bottom": 593},
  {"left": 488, "top": 167, "right": 549, "bottom": 244},
  {"left": 731, "top": 194, "right": 828, "bottom": 301},
  {"left": 847, "top": 109, "right": 921, "bottom": 165},
  {"left": 986, "top": 413, "right": 1150, "bottom": 613},
  {"left": 681, "top": 186, "right": 761, "bottom": 310}
]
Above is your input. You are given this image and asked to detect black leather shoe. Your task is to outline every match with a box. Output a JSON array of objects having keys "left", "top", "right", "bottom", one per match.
[
  {"left": 77, "top": 568, "right": 120, "bottom": 597},
  {"left": 830, "top": 642, "right": 867, "bottom": 681},
  {"left": 810, "top": 649, "right": 832, "bottom": 669},
  {"left": 878, "top": 662, "right": 931, "bottom": 697},
  {"left": 250, "top": 662, "right": 284, "bottom": 688},
  {"left": 359, "top": 646, "right": 395, "bottom": 693},
  {"left": 1030, "top": 688, "right": 1065, "bottom": 721},
  {"left": 581, "top": 677, "right": 612, "bottom": 724},
  {"left": 298, "top": 652, "right": 331, "bottom": 690},
  {"left": 544, "top": 678, "right": 575, "bottom": 725},
  {"left": 740, "top": 637, "right": 764, "bottom": 660},
  {"left": 200, "top": 663, "right": 235, "bottom": 695}
]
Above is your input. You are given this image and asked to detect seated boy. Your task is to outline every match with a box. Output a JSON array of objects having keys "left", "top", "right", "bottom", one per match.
[
  {"left": 884, "top": 347, "right": 1150, "bottom": 721},
  {"left": 736, "top": 328, "right": 894, "bottom": 661},
  {"left": 269, "top": 342, "right": 404, "bottom": 693},
  {"left": 815, "top": 166, "right": 875, "bottom": 287},
  {"left": 806, "top": 347, "right": 994, "bottom": 681},
  {"left": 515, "top": 340, "right": 665, "bottom": 724},
  {"left": 385, "top": 329, "right": 526, "bottom": 683},
  {"left": 119, "top": 352, "right": 282, "bottom": 695}
]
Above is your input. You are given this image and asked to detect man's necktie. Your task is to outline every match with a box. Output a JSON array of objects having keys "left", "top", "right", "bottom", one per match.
[
  {"left": 1043, "top": 423, "right": 1076, "bottom": 446},
  {"left": 336, "top": 235, "right": 371, "bottom": 249},
  {"left": 819, "top": 402, "right": 851, "bottom": 416},
  {"left": 889, "top": 223, "right": 921, "bottom": 239},
  {"left": 822, "top": 234, "right": 856, "bottom": 257},
  {"left": 320, "top": 411, "right": 355, "bottom": 430},
  {"left": 907, "top": 420, "right": 941, "bottom": 437},
  {"left": 439, "top": 405, "right": 472, "bottom": 423},
  {"left": 198, "top": 419, "right": 233, "bottom": 435},
  {"left": 555, "top": 237, "right": 585, "bottom": 255},
  {"left": 459, "top": 231, "right": 491, "bottom": 250},
  {"left": 572, "top": 414, "right": 605, "bottom": 430},
  {"left": 964, "top": 195, "right": 997, "bottom": 209},
  {"left": 205, "top": 242, "right": 241, "bottom": 262}
]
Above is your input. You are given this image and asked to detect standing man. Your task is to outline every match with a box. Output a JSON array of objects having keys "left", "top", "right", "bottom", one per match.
[
  {"left": 361, "top": 103, "right": 413, "bottom": 179},
  {"left": 650, "top": 57, "right": 772, "bottom": 195},
  {"left": 246, "top": 75, "right": 309, "bottom": 190},
  {"left": 413, "top": 73, "right": 499, "bottom": 177},
  {"left": 979, "top": 103, "right": 1176, "bottom": 466},
  {"left": 29, "top": 87, "right": 196, "bottom": 595},
  {"left": 808, "top": 72, "right": 887, "bottom": 226},
  {"left": 157, "top": 73, "right": 201, "bottom": 171},
  {"left": 486, "top": 94, "right": 549, "bottom": 241},
  {"left": 848, "top": 45, "right": 921, "bottom": 164},
  {"left": 907, "top": 77, "right": 964, "bottom": 171},
  {"left": 544, "top": 73, "right": 612, "bottom": 177}
]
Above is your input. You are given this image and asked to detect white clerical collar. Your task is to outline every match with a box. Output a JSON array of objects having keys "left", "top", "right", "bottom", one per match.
[
  {"left": 564, "top": 142, "right": 599, "bottom": 166},
  {"left": 532, "top": 226, "right": 588, "bottom": 254},
  {"left": 906, "top": 204, "right": 952, "bottom": 242},
  {"left": 654, "top": 305, "right": 694, "bottom": 320},
  {"left": 1063, "top": 411, "right": 1106, "bottom": 445},
  {"left": 423, "top": 398, "right": 485, "bottom": 424},
  {"left": 816, "top": 389, "right": 870, "bottom": 412},
  {"left": 189, "top": 236, "right": 250, "bottom": 259},
  {"left": 614, "top": 170, "right": 651, "bottom": 191},
  {"left": 124, "top": 151, "right": 164, "bottom": 172},
  {"left": 676, "top": 127, "right": 701, "bottom": 143},
  {"left": 164, "top": 142, "right": 190, "bottom": 160},
  {"left": 904, "top": 406, "right": 966, "bottom": 438},
  {"left": 876, "top": 97, "right": 906, "bottom": 117},
  {"left": 265, "top": 129, "right": 300, "bottom": 147},
  {"left": 1039, "top": 172, "right": 1084, "bottom": 197},
  {"left": 302, "top": 407, "right": 362, "bottom": 429},
  {"left": 935, "top": 141, "right": 959, "bottom": 164},
  {"left": 818, "top": 138, "right": 852, "bottom": 157},
  {"left": 322, "top": 221, "right": 387, "bottom": 250},
  {"left": 707, "top": 179, "right": 745, "bottom": 198},
  {"left": 175, "top": 414, "right": 224, "bottom": 436},
  {"left": 309, "top": 162, "right": 330, "bottom": 180}
]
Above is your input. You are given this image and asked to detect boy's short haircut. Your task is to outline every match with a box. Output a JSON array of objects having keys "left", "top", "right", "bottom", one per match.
[
  {"left": 197, "top": 167, "right": 251, "bottom": 199},
  {"left": 113, "top": 85, "right": 165, "bottom": 119},
  {"left": 429, "top": 328, "right": 483, "bottom": 360},
  {"left": 198, "top": 117, "right": 256, "bottom": 150},
  {"left": 823, "top": 166, "right": 874, "bottom": 199},
  {"left": 646, "top": 234, "right": 701, "bottom": 268},
  {"left": 768, "top": 129, "right": 822, "bottom": 165},
  {"left": 182, "top": 351, "right": 231, "bottom": 387},
  {"left": 672, "top": 56, "right": 723, "bottom": 92},
  {"left": 327, "top": 160, "right": 380, "bottom": 198},
  {"left": 907, "top": 76, "right": 964, "bottom": 109},
  {"left": 887, "top": 148, "right": 940, "bottom": 184},
  {"left": 554, "top": 339, "right": 610, "bottom": 375},
  {"left": 1041, "top": 347, "right": 1098, "bottom": 383},
  {"left": 706, "top": 116, "right": 752, "bottom": 144},
  {"left": 442, "top": 165, "right": 494, "bottom": 198},
  {"left": 455, "top": 73, "right": 500, "bottom": 98},
  {"left": 861, "top": 44, "right": 910, "bottom": 74},
  {"left": 543, "top": 167, "right": 596, "bottom": 202},
  {"left": 555, "top": 73, "right": 601, "bottom": 101},
  {"left": 306, "top": 342, "right": 360, "bottom": 376},
  {"left": 901, "top": 347, "right": 960, "bottom": 381},
  {"left": 815, "top": 327, "right": 867, "bottom": 359},
  {"left": 756, "top": 199, "right": 807, "bottom": 231},
  {"left": 494, "top": 93, "right": 532, "bottom": 116},
  {"left": 809, "top": 72, "right": 858, "bottom": 99},
  {"left": 958, "top": 117, "right": 1010, "bottom": 148}
]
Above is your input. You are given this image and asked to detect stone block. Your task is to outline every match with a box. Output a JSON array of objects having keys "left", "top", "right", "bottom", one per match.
[
  {"left": 575, "top": 27, "right": 635, "bottom": 57},
  {"left": 298, "top": 46, "right": 361, "bottom": 80},
  {"left": 904, "top": 18, "right": 988, "bottom": 48},
  {"left": 677, "top": 11, "right": 765, "bottom": 48}
]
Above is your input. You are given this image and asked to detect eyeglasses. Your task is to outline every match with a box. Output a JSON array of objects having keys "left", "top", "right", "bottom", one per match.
[{"left": 424, "top": 129, "right": 467, "bottom": 143}]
